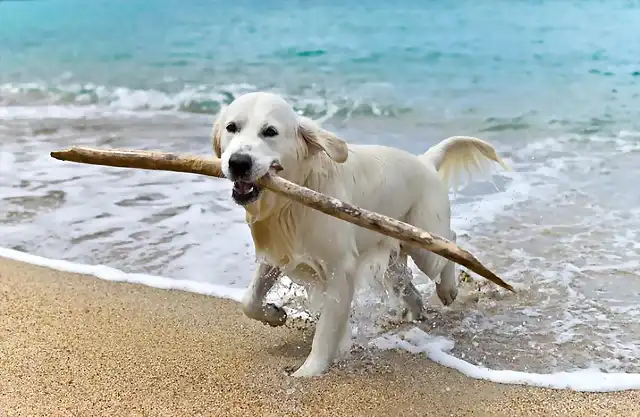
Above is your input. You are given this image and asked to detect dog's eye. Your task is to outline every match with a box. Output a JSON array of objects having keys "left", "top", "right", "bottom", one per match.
[
  {"left": 262, "top": 126, "right": 278, "bottom": 138},
  {"left": 226, "top": 122, "right": 238, "bottom": 134}
]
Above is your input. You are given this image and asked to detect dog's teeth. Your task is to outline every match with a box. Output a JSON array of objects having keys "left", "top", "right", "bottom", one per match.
[{"left": 247, "top": 186, "right": 254, "bottom": 193}]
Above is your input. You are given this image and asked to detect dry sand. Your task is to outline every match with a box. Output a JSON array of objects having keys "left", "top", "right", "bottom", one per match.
[{"left": 1, "top": 257, "right": 638, "bottom": 417}]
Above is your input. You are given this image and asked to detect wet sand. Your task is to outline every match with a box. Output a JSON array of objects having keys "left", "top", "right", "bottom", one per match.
[{"left": 1, "top": 257, "right": 638, "bottom": 417}]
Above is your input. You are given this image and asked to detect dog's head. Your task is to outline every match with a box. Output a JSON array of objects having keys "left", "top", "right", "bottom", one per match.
[{"left": 212, "top": 91, "right": 348, "bottom": 206}]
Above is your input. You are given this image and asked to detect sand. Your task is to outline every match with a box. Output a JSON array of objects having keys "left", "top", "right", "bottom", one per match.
[{"left": 1, "top": 257, "right": 638, "bottom": 417}]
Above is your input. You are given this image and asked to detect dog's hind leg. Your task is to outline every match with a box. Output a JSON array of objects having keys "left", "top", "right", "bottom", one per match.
[
  {"left": 435, "top": 231, "right": 458, "bottom": 306},
  {"left": 384, "top": 249, "right": 425, "bottom": 321},
  {"left": 242, "top": 262, "right": 287, "bottom": 327},
  {"left": 405, "top": 232, "right": 458, "bottom": 306}
]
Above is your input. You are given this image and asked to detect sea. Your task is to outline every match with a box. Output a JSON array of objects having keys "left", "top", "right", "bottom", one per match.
[{"left": 1, "top": 0, "right": 640, "bottom": 391}]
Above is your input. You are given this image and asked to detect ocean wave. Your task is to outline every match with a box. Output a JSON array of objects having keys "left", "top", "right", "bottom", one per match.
[{"left": 0, "top": 81, "right": 411, "bottom": 120}]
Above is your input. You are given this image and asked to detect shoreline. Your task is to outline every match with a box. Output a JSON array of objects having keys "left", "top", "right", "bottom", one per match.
[{"left": 1, "top": 255, "right": 639, "bottom": 416}]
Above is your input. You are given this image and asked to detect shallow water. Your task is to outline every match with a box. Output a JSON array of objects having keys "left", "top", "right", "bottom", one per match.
[{"left": 1, "top": 0, "right": 640, "bottom": 376}]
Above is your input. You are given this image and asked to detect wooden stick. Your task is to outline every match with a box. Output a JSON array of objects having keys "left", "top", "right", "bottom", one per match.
[
  {"left": 50, "top": 147, "right": 514, "bottom": 292},
  {"left": 49, "top": 147, "right": 225, "bottom": 178}
]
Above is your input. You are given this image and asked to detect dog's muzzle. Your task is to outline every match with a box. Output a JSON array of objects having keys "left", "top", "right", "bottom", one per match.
[{"left": 227, "top": 152, "right": 282, "bottom": 206}]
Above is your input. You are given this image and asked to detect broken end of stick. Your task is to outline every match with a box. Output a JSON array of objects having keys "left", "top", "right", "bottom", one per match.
[
  {"left": 50, "top": 150, "right": 66, "bottom": 160},
  {"left": 51, "top": 148, "right": 86, "bottom": 162}
]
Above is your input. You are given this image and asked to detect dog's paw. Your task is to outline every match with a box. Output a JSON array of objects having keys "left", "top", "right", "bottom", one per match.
[
  {"left": 290, "top": 360, "right": 329, "bottom": 378},
  {"left": 436, "top": 283, "right": 458, "bottom": 306},
  {"left": 263, "top": 303, "right": 287, "bottom": 327}
]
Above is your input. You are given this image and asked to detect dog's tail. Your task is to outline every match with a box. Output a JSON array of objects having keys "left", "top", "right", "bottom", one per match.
[{"left": 421, "top": 136, "right": 510, "bottom": 191}]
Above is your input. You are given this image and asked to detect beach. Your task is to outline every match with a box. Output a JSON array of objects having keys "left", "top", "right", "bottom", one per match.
[
  {"left": 1, "top": 256, "right": 638, "bottom": 417},
  {"left": 2, "top": 1, "right": 640, "bottom": 414}
]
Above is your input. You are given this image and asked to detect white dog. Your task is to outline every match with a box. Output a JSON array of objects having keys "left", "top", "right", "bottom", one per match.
[{"left": 212, "top": 91, "right": 508, "bottom": 377}]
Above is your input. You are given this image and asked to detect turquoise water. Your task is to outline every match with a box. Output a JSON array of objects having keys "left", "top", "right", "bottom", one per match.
[
  {"left": 2, "top": 0, "right": 640, "bottom": 133},
  {"left": 2, "top": 0, "right": 640, "bottom": 375}
]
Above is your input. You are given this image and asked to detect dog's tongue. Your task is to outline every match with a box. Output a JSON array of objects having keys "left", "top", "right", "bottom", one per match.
[{"left": 234, "top": 181, "right": 252, "bottom": 194}]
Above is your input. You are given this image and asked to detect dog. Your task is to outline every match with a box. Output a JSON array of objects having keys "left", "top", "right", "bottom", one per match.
[{"left": 212, "top": 91, "right": 509, "bottom": 377}]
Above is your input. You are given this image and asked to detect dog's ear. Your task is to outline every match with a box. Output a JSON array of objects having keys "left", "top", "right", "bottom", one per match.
[
  {"left": 297, "top": 116, "right": 348, "bottom": 163},
  {"left": 211, "top": 112, "right": 223, "bottom": 158}
]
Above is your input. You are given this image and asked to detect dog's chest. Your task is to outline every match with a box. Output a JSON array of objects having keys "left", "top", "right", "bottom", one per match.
[
  {"left": 248, "top": 210, "right": 302, "bottom": 268},
  {"left": 248, "top": 207, "right": 329, "bottom": 270}
]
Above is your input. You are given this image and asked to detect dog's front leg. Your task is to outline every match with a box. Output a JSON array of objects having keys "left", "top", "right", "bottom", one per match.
[
  {"left": 242, "top": 262, "right": 287, "bottom": 327},
  {"left": 291, "top": 267, "right": 355, "bottom": 378}
]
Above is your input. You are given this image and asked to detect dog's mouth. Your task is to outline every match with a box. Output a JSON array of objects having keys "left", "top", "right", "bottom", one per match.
[{"left": 232, "top": 180, "right": 262, "bottom": 205}]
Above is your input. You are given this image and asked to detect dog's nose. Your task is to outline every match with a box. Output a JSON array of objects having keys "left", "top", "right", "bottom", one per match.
[{"left": 228, "top": 153, "right": 253, "bottom": 178}]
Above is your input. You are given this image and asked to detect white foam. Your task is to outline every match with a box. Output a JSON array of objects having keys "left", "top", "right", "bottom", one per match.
[
  {"left": 0, "top": 151, "right": 16, "bottom": 173},
  {"left": 450, "top": 163, "right": 548, "bottom": 234},
  {"left": 0, "top": 246, "right": 245, "bottom": 302},
  {"left": 370, "top": 326, "right": 640, "bottom": 392}
]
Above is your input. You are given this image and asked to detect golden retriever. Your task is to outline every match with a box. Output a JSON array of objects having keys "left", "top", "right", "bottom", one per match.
[{"left": 212, "top": 91, "right": 508, "bottom": 377}]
